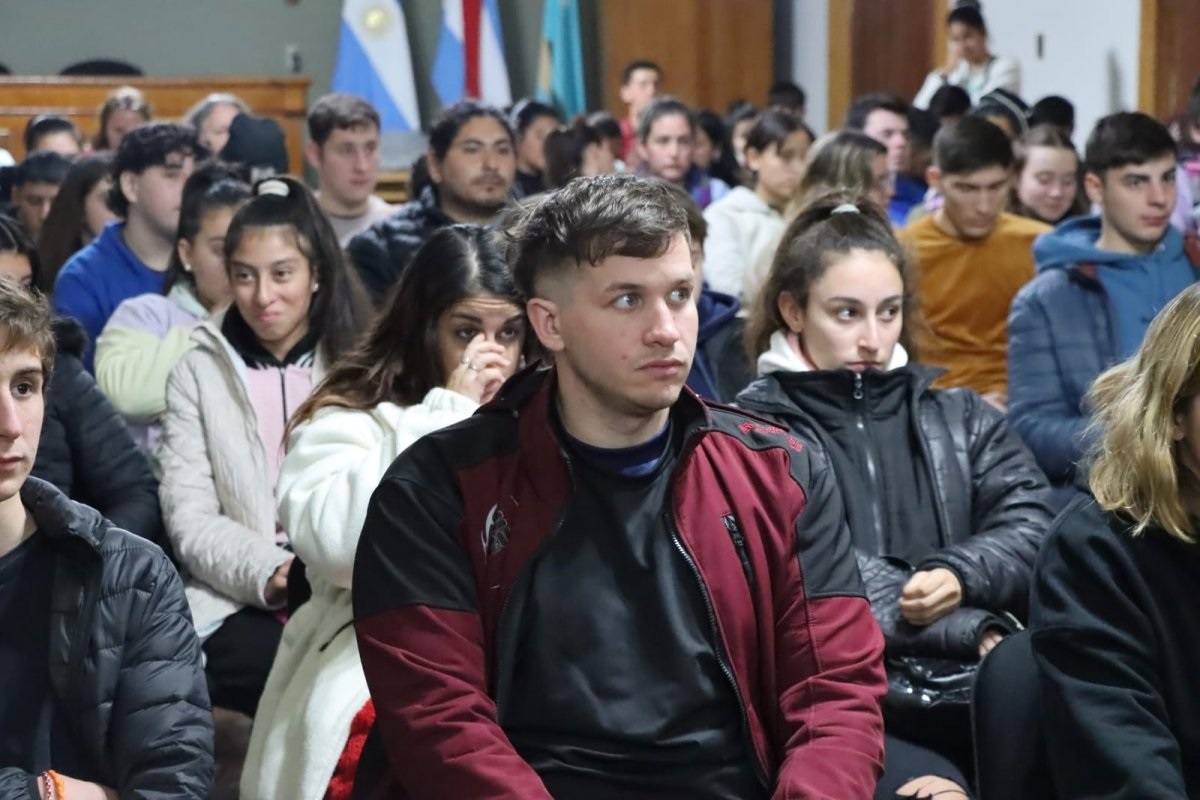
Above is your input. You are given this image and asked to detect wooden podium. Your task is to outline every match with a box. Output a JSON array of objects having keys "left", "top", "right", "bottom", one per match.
[{"left": 0, "top": 76, "right": 311, "bottom": 172}]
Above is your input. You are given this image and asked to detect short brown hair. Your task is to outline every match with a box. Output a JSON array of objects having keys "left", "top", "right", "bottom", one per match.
[
  {"left": 0, "top": 275, "right": 55, "bottom": 380},
  {"left": 505, "top": 173, "right": 689, "bottom": 300},
  {"left": 307, "top": 93, "right": 381, "bottom": 147}
]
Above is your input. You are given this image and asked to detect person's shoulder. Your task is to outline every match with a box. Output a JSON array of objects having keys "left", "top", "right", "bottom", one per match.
[
  {"left": 997, "top": 212, "right": 1053, "bottom": 241},
  {"left": 897, "top": 213, "right": 939, "bottom": 246},
  {"left": 382, "top": 402, "right": 515, "bottom": 486}
]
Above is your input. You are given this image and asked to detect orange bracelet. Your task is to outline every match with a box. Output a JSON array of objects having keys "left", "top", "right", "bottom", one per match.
[{"left": 48, "top": 770, "right": 66, "bottom": 800}]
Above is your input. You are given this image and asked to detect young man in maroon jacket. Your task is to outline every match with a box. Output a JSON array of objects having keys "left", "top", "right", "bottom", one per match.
[{"left": 352, "top": 173, "right": 886, "bottom": 799}]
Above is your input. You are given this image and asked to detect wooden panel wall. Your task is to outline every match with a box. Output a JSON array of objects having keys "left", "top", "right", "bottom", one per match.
[
  {"left": 600, "top": 0, "right": 774, "bottom": 116},
  {"left": 1139, "top": 0, "right": 1200, "bottom": 119},
  {"left": 0, "top": 76, "right": 310, "bottom": 172}
]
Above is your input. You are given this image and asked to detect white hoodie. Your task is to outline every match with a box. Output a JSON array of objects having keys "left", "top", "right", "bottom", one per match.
[
  {"left": 756, "top": 329, "right": 910, "bottom": 376},
  {"left": 702, "top": 186, "right": 786, "bottom": 305}
]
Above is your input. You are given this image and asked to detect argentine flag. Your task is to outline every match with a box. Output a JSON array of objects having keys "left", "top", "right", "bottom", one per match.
[
  {"left": 332, "top": 0, "right": 421, "bottom": 132},
  {"left": 432, "top": 0, "right": 512, "bottom": 109}
]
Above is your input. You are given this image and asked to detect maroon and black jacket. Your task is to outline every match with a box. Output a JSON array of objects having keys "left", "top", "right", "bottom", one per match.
[{"left": 352, "top": 366, "right": 886, "bottom": 799}]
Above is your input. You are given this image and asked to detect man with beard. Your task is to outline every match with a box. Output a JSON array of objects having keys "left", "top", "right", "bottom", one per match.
[
  {"left": 347, "top": 101, "right": 517, "bottom": 305},
  {"left": 351, "top": 174, "right": 886, "bottom": 799}
]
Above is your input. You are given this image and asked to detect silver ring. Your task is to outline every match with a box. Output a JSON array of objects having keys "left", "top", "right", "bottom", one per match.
[{"left": 467, "top": 362, "right": 480, "bottom": 372}]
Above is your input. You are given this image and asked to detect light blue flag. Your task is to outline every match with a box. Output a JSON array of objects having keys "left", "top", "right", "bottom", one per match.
[
  {"left": 535, "top": 0, "right": 586, "bottom": 118},
  {"left": 332, "top": 0, "right": 420, "bottom": 132}
]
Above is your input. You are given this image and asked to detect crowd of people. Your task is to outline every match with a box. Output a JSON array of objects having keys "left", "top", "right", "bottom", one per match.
[{"left": 3, "top": 2, "right": 1200, "bottom": 798}]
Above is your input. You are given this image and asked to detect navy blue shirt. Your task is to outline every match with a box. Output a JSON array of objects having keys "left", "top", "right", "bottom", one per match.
[
  {"left": 502, "top": 413, "right": 765, "bottom": 799},
  {"left": 0, "top": 532, "right": 55, "bottom": 771}
]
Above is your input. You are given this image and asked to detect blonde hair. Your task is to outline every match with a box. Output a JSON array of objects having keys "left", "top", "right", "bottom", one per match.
[
  {"left": 787, "top": 130, "right": 886, "bottom": 218},
  {"left": 1088, "top": 283, "right": 1200, "bottom": 541}
]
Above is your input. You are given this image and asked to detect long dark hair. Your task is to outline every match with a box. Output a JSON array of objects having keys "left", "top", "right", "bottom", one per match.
[
  {"left": 162, "top": 161, "right": 252, "bottom": 295},
  {"left": 0, "top": 214, "right": 42, "bottom": 288},
  {"left": 224, "top": 176, "right": 372, "bottom": 364},
  {"left": 36, "top": 153, "right": 112, "bottom": 292},
  {"left": 746, "top": 193, "right": 914, "bottom": 359},
  {"left": 287, "top": 224, "right": 525, "bottom": 435}
]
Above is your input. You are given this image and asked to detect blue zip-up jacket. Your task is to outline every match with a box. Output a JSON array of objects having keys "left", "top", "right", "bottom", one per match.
[
  {"left": 686, "top": 289, "right": 751, "bottom": 403},
  {"left": 1008, "top": 216, "right": 1197, "bottom": 499},
  {"left": 53, "top": 223, "right": 166, "bottom": 372}
]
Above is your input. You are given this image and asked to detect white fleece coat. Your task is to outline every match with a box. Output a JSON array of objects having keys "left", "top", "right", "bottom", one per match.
[
  {"left": 241, "top": 388, "right": 479, "bottom": 800},
  {"left": 702, "top": 186, "right": 786, "bottom": 305},
  {"left": 757, "top": 329, "right": 910, "bottom": 376}
]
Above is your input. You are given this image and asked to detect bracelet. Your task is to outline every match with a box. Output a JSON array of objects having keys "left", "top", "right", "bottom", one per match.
[
  {"left": 39, "top": 771, "right": 56, "bottom": 800},
  {"left": 49, "top": 771, "right": 66, "bottom": 800}
]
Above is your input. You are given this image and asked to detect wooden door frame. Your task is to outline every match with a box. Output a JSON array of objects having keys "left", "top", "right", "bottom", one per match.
[
  {"left": 826, "top": 0, "right": 948, "bottom": 130},
  {"left": 1138, "top": 0, "right": 1158, "bottom": 113}
]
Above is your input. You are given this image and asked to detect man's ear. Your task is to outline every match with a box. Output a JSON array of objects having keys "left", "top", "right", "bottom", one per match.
[
  {"left": 119, "top": 171, "right": 139, "bottom": 208},
  {"left": 526, "top": 296, "right": 565, "bottom": 354},
  {"left": 426, "top": 149, "right": 444, "bottom": 185},
  {"left": 304, "top": 140, "right": 323, "bottom": 172},
  {"left": 1084, "top": 171, "right": 1104, "bottom": 206},
  {"left": 925, "top": 165, "right": 942, "bottom": 193}
]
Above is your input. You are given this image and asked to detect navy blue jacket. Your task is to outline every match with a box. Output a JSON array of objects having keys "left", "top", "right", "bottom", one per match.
[{"left": 1008, "top": 216, "right": 1197, "bottom": 497}]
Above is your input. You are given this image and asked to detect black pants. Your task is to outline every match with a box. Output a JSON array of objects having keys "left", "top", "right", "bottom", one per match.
[
  {"left": 203, "top": 607, "right": 284, "bottom": 717},
  {"left": 876, "top": 734, "right": 971, "bottom": 799}
]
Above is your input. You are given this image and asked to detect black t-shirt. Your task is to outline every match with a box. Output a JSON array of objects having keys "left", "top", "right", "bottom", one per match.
[
  {"left": 502, "top": 417, "right": 766, "bottom": 799},
  {"left": 0, "top": 531, "right": 56, "bottom": 771}
]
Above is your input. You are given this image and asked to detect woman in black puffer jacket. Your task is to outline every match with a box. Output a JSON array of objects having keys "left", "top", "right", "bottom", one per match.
[{"left": 737, "top": 196, "right": 1053, "bottom": 800}]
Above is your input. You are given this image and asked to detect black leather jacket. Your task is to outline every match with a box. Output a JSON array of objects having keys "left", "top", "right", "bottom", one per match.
[
  {"left": 0, "top": 479, "right": 212, "bottom": 799},
  {"left": 738, "top": 365, "right": 1053, "bottom": 658},
  {"left": 346, "top": 186, "right": 454, "bottom": 306}
]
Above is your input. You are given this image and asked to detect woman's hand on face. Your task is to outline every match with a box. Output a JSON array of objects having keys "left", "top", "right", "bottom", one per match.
[
  {"left": 898, "top": 567, "right": 963, "bottom": 626},
  {"left": 446, "top": 336, "right": 513, "bottom": 404}
]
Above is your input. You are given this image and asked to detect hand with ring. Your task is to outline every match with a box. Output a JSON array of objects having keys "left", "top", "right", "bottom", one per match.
[{"left": 447, "top": 335, "right": 512, "bottom": 404}]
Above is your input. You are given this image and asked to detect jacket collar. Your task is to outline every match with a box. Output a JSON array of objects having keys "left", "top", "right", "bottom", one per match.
[
  {"left": 220, "top": 303, "right": 318, "bottom": 368},
  {"left": 756, "top": 329, "right": 910, "bottom": 376},
  {"left": 485, "top": 362, "right": 713, "bottom": 480},
  {"left": 21, "top": 476, "right": 107, "bottom": 556}
]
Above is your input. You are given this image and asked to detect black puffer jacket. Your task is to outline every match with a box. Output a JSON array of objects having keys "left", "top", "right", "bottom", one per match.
[
  {"left": 0, "top": 478, "right": 212, "bottom": 799},
  {"left": 32, "top": 318, "right": 164, "bottom": 547},
  {"left": 346, "top": 186, "right": 454, "bottom": 305},
  {"left": 738, "top": 365, "right": 1052, "bottom": 652}
]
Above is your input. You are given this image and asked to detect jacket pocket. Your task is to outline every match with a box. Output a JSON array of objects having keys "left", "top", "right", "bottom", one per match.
[{"left": 722, "top": 513, "right": 755, "bottom": 589}]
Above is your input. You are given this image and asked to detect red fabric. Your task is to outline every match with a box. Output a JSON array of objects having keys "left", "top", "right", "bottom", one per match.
[
  {"left": 463, "top": 0, "right": 482, "bottom": 99},
  {"left": 324, "top": 700, "right": 377, "bottom": 800}
]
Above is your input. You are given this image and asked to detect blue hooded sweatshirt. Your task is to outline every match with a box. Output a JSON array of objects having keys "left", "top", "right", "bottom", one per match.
[
  {"left": 1032, "top": 215, "right": 1196, "bottom": 359},
  {"left": 686, "top": 289, "right": 740, "bottom": 402},
  {"left": 53, "top": 222, "right": 165, "bottom": 372}
]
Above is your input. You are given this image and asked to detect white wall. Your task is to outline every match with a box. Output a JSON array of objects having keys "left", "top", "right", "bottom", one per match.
[
  {"left": 791, "top": 0, "right": 830, "bottom": 134},
  {"left": 979, "top": 0, "right": 1141, "bottom": 145}
]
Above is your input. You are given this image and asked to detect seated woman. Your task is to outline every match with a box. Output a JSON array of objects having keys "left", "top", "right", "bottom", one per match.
[
  {"left": 914, "top": 4, "right": 1019, "bottom": 108},
  {"left": 737, "top": 195, "right": 1052, "bottom": 799},
  {"left": 36, "top": 153, "right": 118, "bottom": 292},
  {"left": 0, "top": 215, "right": 163, "bottom": 548},
  {"left": 1031, "top": 283, "right": 1200, "bottom": 797},
  {"left": 703, "top": 108, "right": 814, "bottom": 304},
  {"left": 1009, "top": 125, "right": 1087, "bottom": 227},
  {"left": 158, "top": 176, "right": 371, "bottom": 717},
  {"left": 790, "top": 130, "right": 892, "bottom": 217},
  {"left": 242, "top": 224, "right": 529, "bottom": 800},
  {"left": 96, "top": 162, "right": 251, "bottom": 456},
  {"left": 0, "top": 276, "right": 211, "bottom": 800}
]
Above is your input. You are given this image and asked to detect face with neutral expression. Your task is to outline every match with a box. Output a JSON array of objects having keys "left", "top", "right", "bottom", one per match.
[{"left": 779, "top": 248, "right": 904, "bottom": 372}]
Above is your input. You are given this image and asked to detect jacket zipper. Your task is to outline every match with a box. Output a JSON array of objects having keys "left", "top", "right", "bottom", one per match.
[
  {"left": 722, "top": 513, "right": 755, "bottom": 588},
  {"left": 853, "top": 373, "right": 886, "bottom": 552},
  {"left": 278, "top": 365, "right": 288, "bottom": 426},
  {"left": 493, "top": 447, "right": 575, "bottom": 714},
  {"left": 667, "top": 510, "right": 770, "bottom": 790}
]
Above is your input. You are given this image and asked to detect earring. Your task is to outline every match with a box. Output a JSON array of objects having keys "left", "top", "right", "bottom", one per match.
[
  {"left": 311, "top": 283, "right": 319, "bottom": 292},
  {"left": 182, "top": 262, "right": 193, "bottom": 273}
]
